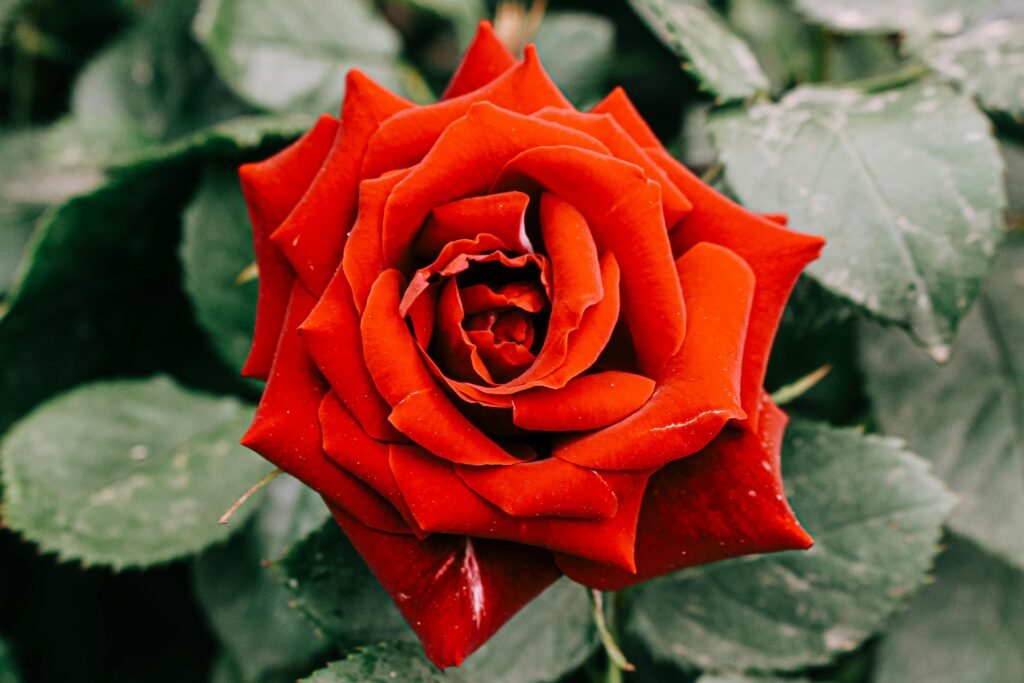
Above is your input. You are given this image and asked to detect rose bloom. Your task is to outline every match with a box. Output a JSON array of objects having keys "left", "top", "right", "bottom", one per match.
[{"left": 239, "top": 22, "right": 823, "bottom": 668}]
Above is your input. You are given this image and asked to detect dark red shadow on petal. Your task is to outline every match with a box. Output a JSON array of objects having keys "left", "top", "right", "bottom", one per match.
[{"left": 242, "top": 282, "right": 409, "bottom": 534}]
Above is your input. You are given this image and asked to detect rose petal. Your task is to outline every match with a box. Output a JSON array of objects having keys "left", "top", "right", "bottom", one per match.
[
  {"left": 362, "top": 46, "right": 573, "bottom": 181},
  {"left": 554, "top": 243, "right": 753, "bottom": 470},
  {"left": 330, "top": 506, "right": 561, "bottom": 668},
  {"left": 319, "top": 391, "right": 422, "bottom": 534},
  {"left": 455, "top": 458, "right": 619, "bottom": 519},
  {"left": 511, "top": 370, "right": 655, "bottom": 432},
  {"left": 442, "top": 20, "right": 517, "bottom": 100},
  {"left": 435, "top": 277, "right": 495, "bottom": 384},
  {"left": 380, "top": 101, "right": 607, "bottom": 270},
  {"left": 556, "top": 396, "right": 813, "bottom": 590},
  {"left": 493, "top": 146, "right": 684, "bottom": 377},
  {"left": 589, "top": 86, "right": 663, "bottom": 148},
  {"left": 270, "top": 70, "right": 412, "bottom": 295},
  {"left": 239, "top": 114, "right": 339, "bottom": 379},
  {"left": 536, "top": 108, "right": 692, "bottom": 229},
  {"left": 343, "top": 168, "right": 411, "bottom": 314},
  {"left": 388, "top": 444, "right": 647, "bottom": 570},
  {"left": 300, "top": 267, "right": 403, "bottom": 442},
  {"left": 415, "top": 191, "right": 532, "bottom": 258},
  {"left": 656, "top": 147, "right": 824, "bottom": 430},
  {"left": 589, "top": 87, "right": 824, "bottom": 430},
  {"left": 362, "top": 270, "right": 522, "bottom": 465},
  {"left": 242, "top": 282, "right": 409, "bottom": 534},
  {"left": 460, "top": 281, "right": 546, "bottom": 315}
]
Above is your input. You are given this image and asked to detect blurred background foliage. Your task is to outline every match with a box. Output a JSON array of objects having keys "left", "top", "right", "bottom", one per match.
[{"left": 0, "top": 0, "right": 1021, "bottom": 682}]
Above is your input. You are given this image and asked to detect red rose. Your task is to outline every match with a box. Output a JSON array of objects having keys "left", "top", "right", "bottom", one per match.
[{"left": 240, "top": 21, "right": 823, "bottom": 668}]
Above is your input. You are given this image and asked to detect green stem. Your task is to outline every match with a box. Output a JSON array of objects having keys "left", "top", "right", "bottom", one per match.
[
  {"left": 590, "top": 590, "right": 634, "bottom": 680},
  {"left": 846, "top": 62, "right": 931, "bottom": 93}
]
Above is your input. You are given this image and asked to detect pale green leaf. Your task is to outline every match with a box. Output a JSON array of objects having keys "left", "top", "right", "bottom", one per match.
[
  {"left": 922, "top": 19, "right": 1024, "bottom": 119},
  {"left": 193, "top": 0, "right": 404, "bottom": 113},
  {"left": 727, "top": 0, "right": 816, "bottom": 92},
  {"left": 709, "top": 83, "right": 1006, "bottom": 358},
  {"left": 861, "top": 234, "right": 1024, "bottom": 568},
  {"left": 795, "top": 0, "right": 995, "bottom": 37},
  {"left": 0, "top": 376, "right": 270, "bottom": 568},
  {"left": 874, "top": 538, "right": 1024, "bottom": 683},
  {"left": 180, "top": 164, "right": 257, "bottom": 377},
  {"left": 628, "top": 0, "right": 769, "bottom": 101},
  {"left": 0, "top": 638, "right": 20, "bottom": 683},
  {"left": 625, "top": 420, "right": 954, "bottom": 672},
  {"left": 194, "top": 475, "right": 330, "bottom": 682}
]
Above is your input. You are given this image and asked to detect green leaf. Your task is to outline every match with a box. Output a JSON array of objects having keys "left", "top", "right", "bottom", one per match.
[
  {"left": 392, "top": 0, "right": 485, "bottom": 46},
  {"left": 874, "top": 538, "right": 1024, "bottom": 683},
  {"left": 194, "top": 475, "right": 330, "bottom": 682},
  {"left": 301, "top": 642, "right": 466, "bottom": 683},
  {"left": 697, "top": 677, "right": 810, "bottom": 683},
  {"left": 534, "top": 12, "right": 615, "bottom": 107},
  {"left": 726, "top": 0, "right": 817, "bottom": 92},
  {"left": 624, "top": 419, "right": 954, "bottom": 673},
  {"left": 180, "top": 164, "right": 257, "bottom": 377},
  {"left": 628, "top": 0, "right": 769, "bottom": 101},
  {"left": 193, "top": 0, "right": 404, "bottom": 113},
  {"left": 795, "top": 0, "right": 994, "bottom": 37},
  {"left": 829, "top": 35, "right": 902, "bottom": 83},
  {"left": 921, "top": 19, "right": 1024, "bottom": 120},
  {"left": 459, "top": 579, "right": 598, "bottom": 683},
  {"left": 709, "top": 83, "right": 1006, "bottom": 358},
  {"left": 274, "top": 520, "right": 415, "bottom": 647},
  {"left": 860, "top": 233, "right": 1024, "bottom": 569},
  {"left": 0, "top": 376, "right": 270, "bottom": 568},
  {"left": 0, "top": 638, "right": 20, "bottom": 683},
  {"left": 69, "top": 0, "right": 248, "bottom": 151}
]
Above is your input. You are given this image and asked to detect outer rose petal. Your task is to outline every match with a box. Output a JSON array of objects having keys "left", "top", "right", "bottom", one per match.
[
  {"left": 590, "top": 87, "right": 824, "bottom": 429},
  {"left": 554, "top": 243, "right": 752, "bottom": 470},
  {"left": 270, "top": 70, "right": 412, "bottom": 296},
  {"left": 556, "top": 396, "right": 813, "bottom": 590},
  {"left": 442, "top": 20, "right": 516, "bottom": 100},
  {"left": 330, "top": 506, "right": 561, "bottom": 669},
  {"left": 361, "top": 46, "right": 573, "bottom": 181},
  {"left": 300, "top": 266, "right": 402, "bottom": 442},
  {"left": 242, "top": 283, "right": 408, "bottom": 534},
  {"left": 239, "top": 113, "right": 339, "bottom": 379}
]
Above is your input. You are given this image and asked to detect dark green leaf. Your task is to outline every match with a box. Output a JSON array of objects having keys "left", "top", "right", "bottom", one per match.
[
  {"left": 860, "top": 233, "right": 1024, "bottom": 568},
  {"left": 301, "top": 643, "right": 466, "bottom": 683},
  {"left": 874, "top": 538, "right": 1024, "bottom": 683},
  {"left": 922, "top": 19, "right": 1024, "bottom": 120},
  {"left": 709, "top": 83, "right": 1006, "bottom": 358},
  {"left": 392, "top": 0, "right": 485, "bottom": 46},
  {"left": 180, "top": 164, "right": 257, "bottom": 377},
  {"left": 70, "top": 0, "right": 248, "bottom": 149},
  {"left": 628, "top": 0, "right": 769, "bottom": 101},
  {"left": 193, "top": 0, "right": 404, "bottom": 113},
  {"left": 829, "top": 35, "right": 902, "bottom": 83},
  {"left": 534, "top": 12, "right": 615, "bottom": 107},
  {"left": 795, "top": 0, "right": 994, "bottom": 37},
  {"left": 0, "top": 638, "right": 20, "bottom": 683},
  {"left": 697, "top": 677, "right": 810, "bottom": 683},
  {"left": 459, "top": 579, "right": 598, "bottom": 683},
  {"left": 274, "top": 520, "right": 415, "bottom": 647},
  {"left": 0, "top": 376, "right": 270, "bottom": 568},
  {"left": 625, "top": 419, "right": 954, "bottom": 672},
  {"left": 194, "top": 475, "right": 330, "bottom": 682}
]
